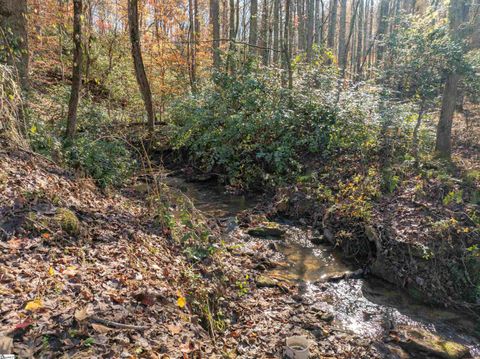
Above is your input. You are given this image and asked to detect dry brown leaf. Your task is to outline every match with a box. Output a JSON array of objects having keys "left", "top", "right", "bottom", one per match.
[
  {"left": 166, "top": 324, "right": 182, "bottom": 335},
  {"left": 91, "top": 323, "right": 111, "bottom": 333},
  {"left": 75, "top": 305, "right": 93, "bottom": 321},
  {"left": 0, "top": 335, "right": 13, "bottom": 354}
]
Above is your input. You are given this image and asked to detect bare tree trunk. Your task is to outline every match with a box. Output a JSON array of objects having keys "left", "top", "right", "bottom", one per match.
[
  {"left": 249, "top": 0, "right": 258, "bottom": 55},
  {"left": 354, "top": 0, "right": 363, "bottom": 76},
  {"left": 260, "top": 0, "right": 269, "bottom": 64},
  {"left": 273, "top": 0, "right": 280, "bottom": 64},
  {"left": 434, "top": 0, "right": 469, "bottom": 159},
  {"left": 412, "top": 101, "right": 425, "bottom": 166},
  {"left": 66, "top": 0, "right": 83, "bottom": 140},
  {"left": 435, "top": 73, "right": 460, "bottom": 158},
  {"left": 0, "top": 0, "right": 29, "bottom": 92},
  {"left": 306, "top": 0, "right": 315, "bottom": 61},
  {"left": 188, "top": 0, "right": 197, "bottom": 92},
  {"left": 283, "top": 0, "right": 293, "bottom": 89},
  {"left": 210, "top": 0, "right": 221, "bottom": 69},
  {"left": 128, "top": 0, "right": 155, "bottom": 132},
  {"left": 376, "top": 0, "right": 389, "bottom": 66},
  {"left": 337, "top": 0, "right": 347, "bottom": 68},
  {"left": 327, "top": 0, "right": 338, "bottom": 50},
  {"left": 227, "top": 0, "right": 236, "bottom": 73}
]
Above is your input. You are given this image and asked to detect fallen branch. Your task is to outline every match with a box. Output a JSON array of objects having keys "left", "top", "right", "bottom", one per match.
[{"left": 90, "top": 316, "right": 149, "bottom": 330}]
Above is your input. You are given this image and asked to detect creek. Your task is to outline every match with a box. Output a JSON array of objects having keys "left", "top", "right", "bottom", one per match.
[{"left": 165, "top": 175, "right": 480, "bottom": 357}]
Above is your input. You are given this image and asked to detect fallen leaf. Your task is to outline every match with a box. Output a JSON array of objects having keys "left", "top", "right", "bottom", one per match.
[
  {"left": 41, "top": 232, "right": 50, "bottom": 239},
  {"left": 75, "top": 305, "right": 93, "bottom": 321},
  {"left": 14, "top": 320, "right": 33, "bottom": 331},
  {"left": 48, "top": 266, "right": 55, "bottom": 276},
  {"left": 91, "top": 323, "right": 111, "bottom": 333},
  {"left": 177, "top": 296, "right": 186, "bottom": 309},
  {"left": 166, "top": 324, "right": 181, "bottom": 335},
  {"left": 25, "top": 299, "right": 43, "bottom": 312},
  {"left": 0, "top": 335, "right": 13, "bottom": 354}
]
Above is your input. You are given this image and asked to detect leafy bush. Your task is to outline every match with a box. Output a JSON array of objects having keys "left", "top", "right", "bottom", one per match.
[
  {"left": 167, "top": 68, "right": 379, "bottom": 190},
  {"left": 65, "top": 136, "right": 134, "bottom": 188}
]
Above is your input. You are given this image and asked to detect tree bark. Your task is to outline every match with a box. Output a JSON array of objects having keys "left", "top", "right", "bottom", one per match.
[
  {"left": 128, "top": 0, "right": 155, "bottom": 132},
  {"left": 306, "top": 0, "right": 315, "bottom": 61},
  {"left": 260, "top": 0, "right": 269, "bottom": 64},
  {"left": 210, "top": 0, "right": 221, "bottom": 69},
  {"left": 434, "top": 0, "right": 469, "bottom": 159},
  {"left": 273, "top": 0, "right": 280, "bottom": 64},
  {"left": 435, "top": 74, "right": 460, "bottom": 158},
  {"left": 337, "top": 0, "right": 347, "bottom": 68},
  {"left": 327, "top": 0, "right": 338, "bottom": 50},
  {"left": 249, "top": 0, "right": 258, "bottom": 55},
  {"left": 66, "top": 0, "right": 83, "bottom": 140},
  {"left": 283, "top": 0, "right": 293, "bottom": 89}
]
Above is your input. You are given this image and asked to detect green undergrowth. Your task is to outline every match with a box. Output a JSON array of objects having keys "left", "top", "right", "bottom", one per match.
[{"left": 28, "top": 85, "right": 136, "bottom": 188}]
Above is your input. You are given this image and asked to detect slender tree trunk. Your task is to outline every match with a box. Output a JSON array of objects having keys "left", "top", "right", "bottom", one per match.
[
  {"left": 188, "top": 0, "right": 197, "bottom": 92},
  {"left": 376, "top": 0, "right": 389, "bottom": 66},
  {"left": 128, "top": 0, "right": 155, "bottom": 132},
  {"left": 260, "top": 0, "right": 269, "bottom": 64},
  {"left": 337, "top": 0, "right": 347, "bottom": 68},
  {"left": 66, "top": 0, "right": 83, "bottom": 140},
  {"left": 306, "top": 0, "right": 315, "bottom": 61},
  {"left": 435, "top": 73, "right": 460, "bottom": 158},
  {"left": 327, "top": 0, "right": 338, "bottom": 50},
  {"left": 355, "top": 0, "right": 364, "bottom": 76},
  {"left": 283, "top": 0, "right": 293, "bottom": 89},
  {"left": 434, "top": 0, "right": 469, "bottom": 159},
  {"left": 412, "top": 101, "right": 425, "bottom": 166},
  {"left": 249, "top": 0, "right": 258, "bottom": 55},
  {"left": 297, "top": 0, "right": 306, "bottom": 51},
  {"left": 227, "top": 0, "right": 236, "bottom": 73},
  {"left": 210, "top": 0, "right": 221, "bottom": 69},
  {"left": 273, "top": 0, "right": 280, "bottom": 64}
]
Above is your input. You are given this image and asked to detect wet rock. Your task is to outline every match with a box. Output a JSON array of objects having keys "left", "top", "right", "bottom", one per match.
[
  {"left": 256, "top": 275, "right": 278, "bottom": 288},
  {"left": 311, "top": 235, "right": 328, "bottom": 245},
  {"left": 247, "top": 226, "right": 286, "bottom": 238},
  {"left": 185, "top": 173, "right": 217, "bottom": 182},
  {"left": 392, "top": 327, "right": 469, "bottom": 359},
  {"left": 268, "top": 242, "right": 278, "bottom": 251},
  {"left": 318, "top": 312, "right": 334, "bottom": 323}
]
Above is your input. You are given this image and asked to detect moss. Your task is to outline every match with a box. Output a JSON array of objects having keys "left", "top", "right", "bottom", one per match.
[
  {"left": 256, "top": 275, "right": 278, "bottom": 288},
  {"left": 441, "top": 341, "right": 469, "bottom": 358},
  {"left": 55, "top": 208, "right": 80, "bottom": 236}
]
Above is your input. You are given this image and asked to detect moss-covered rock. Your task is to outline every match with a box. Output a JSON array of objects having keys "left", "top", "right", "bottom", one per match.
[
  {"left": 55, "top": 208, "right": 80, "bottom": 236},
  {"left": 394, "top": 326, "right": 469, "bottom": 359},
  {"left": 256, "top": 275, "right": 278, "bottom": 288},
  {"left": 247, "top": 224, "right": 286, "bottom": 238}
]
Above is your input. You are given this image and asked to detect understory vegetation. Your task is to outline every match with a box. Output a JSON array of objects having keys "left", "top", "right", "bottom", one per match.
[{"left": 1, "top": 0, "right": 480, "bottom": 356}]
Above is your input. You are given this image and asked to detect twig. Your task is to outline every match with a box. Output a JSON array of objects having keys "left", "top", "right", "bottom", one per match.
[{"left": 90, "top": 316, "right": 149, "bottom": 330}]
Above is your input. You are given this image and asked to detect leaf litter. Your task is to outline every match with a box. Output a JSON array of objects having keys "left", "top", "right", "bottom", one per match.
[{"left": 0, "top": 150, "right": 380, "bottom": 358}]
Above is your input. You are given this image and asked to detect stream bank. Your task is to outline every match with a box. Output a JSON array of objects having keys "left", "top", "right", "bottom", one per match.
[{"left": 165, "top": 175, "right": 480, "bottom": 358}]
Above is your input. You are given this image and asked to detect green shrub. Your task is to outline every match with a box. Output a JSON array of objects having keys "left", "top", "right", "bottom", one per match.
[
  {"left": 65, "top": 137, "right": 134, "bottom": 188},
  {"left": 167, "top": 68, "right": 378, "bottom": 190}
]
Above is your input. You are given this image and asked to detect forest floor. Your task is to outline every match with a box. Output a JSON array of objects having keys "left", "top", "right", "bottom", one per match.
[
  {"left": 0, "top": 149, "right": 385, "bottom": 358},
  {"left": 0, "top": 111, "right": 478, "bottom": 358}
]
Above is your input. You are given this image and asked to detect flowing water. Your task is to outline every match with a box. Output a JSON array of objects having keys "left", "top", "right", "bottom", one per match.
[{"left": 165, "top": 176, "right": 480, "bottom": 357}]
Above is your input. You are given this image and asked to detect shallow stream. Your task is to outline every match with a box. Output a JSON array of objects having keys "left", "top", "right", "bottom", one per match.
[{"left": 165, "top": 176, "right": 480, "bottom": 357}]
